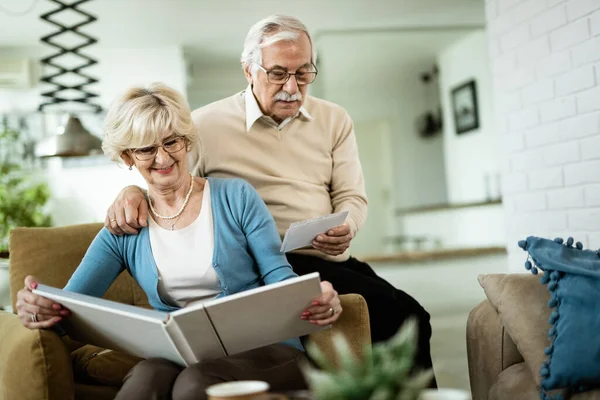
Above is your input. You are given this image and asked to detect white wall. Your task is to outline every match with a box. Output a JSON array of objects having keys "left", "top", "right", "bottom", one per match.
[
  {"left": 93, "top": 47, "right": 187, "bottom": 108},
  {"left": 186, "top": 61, "right": 247, "bottom": 110},
  {"left": 485, "top": 0, "right": 600, "bottom": 272},
  {"left": 352, "top": 120, "right": 396, "bottom": 256},
  {"left": 438, "top": 30, "right": 498, "bottom": 204},
  {"left": 0, "top": 47, "right": 42, "bottom": 113}
]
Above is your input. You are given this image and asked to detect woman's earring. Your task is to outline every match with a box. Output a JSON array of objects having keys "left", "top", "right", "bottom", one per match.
[{"left": 129, "top": 165, "right": 133, "bottom": 171}]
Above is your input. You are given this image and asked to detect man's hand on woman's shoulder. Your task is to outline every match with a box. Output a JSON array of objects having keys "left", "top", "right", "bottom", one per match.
[{"left": 105, "top": 185, "right": 148, "bottom": 235}]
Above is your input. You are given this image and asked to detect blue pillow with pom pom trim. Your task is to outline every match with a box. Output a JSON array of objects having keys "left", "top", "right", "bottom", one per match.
[{"left": 519, "top": 236, "right": 600, "bottom": 399}]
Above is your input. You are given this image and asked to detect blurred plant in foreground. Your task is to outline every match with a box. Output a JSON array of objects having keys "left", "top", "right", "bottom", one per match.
[{"left": 303, "top": 318, "right": 433, "bottom": 400}]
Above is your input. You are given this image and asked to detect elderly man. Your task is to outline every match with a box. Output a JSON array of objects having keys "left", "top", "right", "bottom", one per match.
[{"left": 106, "top": 15, "right": 436, "bottom": 384}]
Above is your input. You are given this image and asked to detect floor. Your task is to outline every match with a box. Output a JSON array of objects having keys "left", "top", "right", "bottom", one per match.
[{"left": 371, "top": 253, "right": 509, "bottom": 392}]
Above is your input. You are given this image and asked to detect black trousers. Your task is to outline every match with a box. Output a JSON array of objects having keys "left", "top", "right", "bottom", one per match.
[{"left": 287, "top": 253, "right": 437, "bottom": 388}]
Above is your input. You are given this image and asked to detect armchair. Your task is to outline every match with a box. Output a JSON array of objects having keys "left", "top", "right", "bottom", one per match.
[{"left": 0, "top": 224, "right": 371, "bottom": 400}]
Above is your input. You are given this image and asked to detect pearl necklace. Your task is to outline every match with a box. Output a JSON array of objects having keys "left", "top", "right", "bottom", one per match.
[{"left": 149, "top": 173, "right": 194, "bottom": 230}]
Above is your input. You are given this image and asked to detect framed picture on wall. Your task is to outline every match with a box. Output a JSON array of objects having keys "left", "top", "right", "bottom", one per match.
[{"left": 451, "top": 79, "right": 479, "bottom": 135}]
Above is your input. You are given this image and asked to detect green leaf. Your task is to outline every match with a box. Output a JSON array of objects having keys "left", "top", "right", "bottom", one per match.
[
  {"left": 369, "top": 385, "right": 395, "bottom": 400},
  {"left": 389, "top": 318, "right": 418, "bottom": 350},
  {"left": 0, "top": 163, "right": 52, "bottom": 252},
  {"left": 332, "top": 333, "right": 361, "bottom": 375},
  {"left": 305, "top": 340, "right": 335, "bottom": 371},
  {"left": 396, "top": 387, "right": 418, "bottom": 400},
  {"left": 305, "top": 368, "right": 348, "bottom": 400},
  {"left": 301, "top": 318, "right": 425, "bottom": 400},
  {"left": 405, "top": 369, "right": 434, "bottom": 390}
]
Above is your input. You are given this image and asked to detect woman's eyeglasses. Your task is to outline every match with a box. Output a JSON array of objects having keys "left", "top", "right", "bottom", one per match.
[{"left": 130, "top": 137, "right": 186, "bottom": 161}]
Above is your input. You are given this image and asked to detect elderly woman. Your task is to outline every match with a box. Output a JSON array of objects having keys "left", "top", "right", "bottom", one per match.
[{"left": 15, "top": 83, "right": 342, "bottom": 400}]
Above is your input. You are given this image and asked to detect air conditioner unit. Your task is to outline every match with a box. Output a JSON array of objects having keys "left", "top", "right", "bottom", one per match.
[{"left": 0, "top": 58, "right": 33, "bottom": 89}]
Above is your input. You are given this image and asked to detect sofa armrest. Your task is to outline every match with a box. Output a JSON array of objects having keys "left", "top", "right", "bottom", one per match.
[
  {"left": 466, "top": 300, "right": 523, "bottom": 400},
  {"left": 0, "top": 312, "right": 74, "bottom": 400},
  {"left": 307, "top": 294, "right": 371, "bottom": 367}
]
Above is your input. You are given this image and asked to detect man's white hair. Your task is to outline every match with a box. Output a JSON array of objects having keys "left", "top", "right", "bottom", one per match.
[{"left": 240, "top": 15, "right": 317, "bottom": 75}]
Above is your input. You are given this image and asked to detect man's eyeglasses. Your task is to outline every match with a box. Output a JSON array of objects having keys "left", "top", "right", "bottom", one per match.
[
  {"left": 130, "top": 136, "right": 186, "bottom": 161},
  {"left": 255, "top": 63, "right": 318, "bottom": 85}
]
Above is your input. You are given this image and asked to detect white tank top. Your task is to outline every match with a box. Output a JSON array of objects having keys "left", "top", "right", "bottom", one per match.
[{"left": 148, "top": 180, "right": 221, "bottom": 307}]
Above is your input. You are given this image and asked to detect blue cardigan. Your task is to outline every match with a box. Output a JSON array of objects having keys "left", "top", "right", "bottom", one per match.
[{"left": 64, "top": 177, "right": 302, "bottom": 350}]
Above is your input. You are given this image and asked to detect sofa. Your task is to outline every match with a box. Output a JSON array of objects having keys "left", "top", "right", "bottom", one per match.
[
  {"left": 0, "top": 224, "right": 371, "bottom": 400},
  {"left": 467, "top": 273, "right": 600, "bottom": 400}
]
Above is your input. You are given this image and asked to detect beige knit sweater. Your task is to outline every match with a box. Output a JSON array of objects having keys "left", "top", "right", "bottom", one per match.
[{"left": 189, "top": 91, "right": 367, "bottom": 262}]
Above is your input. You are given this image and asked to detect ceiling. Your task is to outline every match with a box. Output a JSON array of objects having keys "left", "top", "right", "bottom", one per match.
[{"left": 0, "top": 0, "right": 485, "bottom": 64}]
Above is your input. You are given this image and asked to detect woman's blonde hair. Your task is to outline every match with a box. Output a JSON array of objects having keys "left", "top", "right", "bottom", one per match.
[{"left": 102, "top": 83, "right": 197, "bottom": 163}]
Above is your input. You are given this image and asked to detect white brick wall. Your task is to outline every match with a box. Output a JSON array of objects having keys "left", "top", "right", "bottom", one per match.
[
  {"left": 568, "top": 209, "right": 600, "bottom": 230},
  {"left": 525, "top": 123, "right": 560, "bottom": 146},
  {"left": 550, "top": 18, "right": 590, "bottom": 50},
  {"left": 576, "top": 86, "right": 600, "bottom": 112},
  {"left": 555, "top": 65, "right": 595, "bottom": 95},
  {"left": 528, "top": 167, "right": 564, "bottom": 188},
  {"left": 486, "top": 0, "right": 600, "bottom": 271},
  {"left": 547, "top": 186, "right": 585, "bottom": 208},
  {"left": 557, "top": 111, "right": 600, "bottom": 138},
  {"left": 539, "top": 96, "right": 576, "bottom": 122},
  {"left": 548, "top": 0, "right": 568, "bottom": 7},
  {"left": 515, "top": 192, "right": 548, "bottom": 211},
  {"left": 585, "top": 184, "right": 600, "bottom": 205},
  {"left": 509, "top": 107, "right": 540, "bottom": 130},
  {"left": 536, "top": 51, "right": 572, "bottom": 77},
  {"left": 531, "top": 4, "right": 568, "bottom": 35},
  {"left": 542, "top": 141, "right": 580, "bottom": 165},
  {"left": 588, "top": 232, "right": 600, "bottom": 246},
  {"left": 518, "top": 37, "right": 551, "bottom": 67},
  {"left": 591, "top": 10, "right": 600, "bottom": 35},
  {"left": 501, "top": 24, "right": 531, "bottom": 51},
  {"left": 581, "top": 134, "right": 600, "bottom": 159},
  {"left": 522, "top": 78, "right": 555, "bottom": 105},
  {"left": 503, "top": 172, "right": 529, "bottom": 194},
  {"left": 566, "top": 0, "right": 599, "bottom": 20},
  {"left": 571, "top": 36, "right": 600, "bottom": 66},
  {"left": 565, "top": 160, "right": 600, "bottom": 185}
]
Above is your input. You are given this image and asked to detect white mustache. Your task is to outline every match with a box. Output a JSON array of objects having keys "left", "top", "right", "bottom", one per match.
[{"left": 273, "top": 91, "right": 302, "bottom": 102}]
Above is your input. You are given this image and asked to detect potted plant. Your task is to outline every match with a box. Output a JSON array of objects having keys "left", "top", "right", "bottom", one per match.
[
  {"left": 0, "top": 116, "right": 52, "bottom": 310},
  {"left": 303, "top": 319, "right": 434, "bottom": 400}
]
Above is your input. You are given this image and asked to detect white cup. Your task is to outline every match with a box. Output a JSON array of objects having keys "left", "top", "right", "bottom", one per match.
[
  {"left": 205, "top": 380, "right": 270, "bottom": 400},
  {"left": 419, "top": 388, "right": 471, "bottom": 400}
]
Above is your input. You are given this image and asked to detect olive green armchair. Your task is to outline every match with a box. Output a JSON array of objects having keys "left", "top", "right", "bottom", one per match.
[{"left": 0, "top": 224, "right": 371, "bottom": 400}]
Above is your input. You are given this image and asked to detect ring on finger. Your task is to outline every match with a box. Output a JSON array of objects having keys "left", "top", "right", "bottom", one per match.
[
  {"left": 329, "top": 307, "right": 335, "bottom": 317},
  {"left": 30, "top": 313, "right": 38, "bottom": 323},
  {"left": 110, "top": 218, "right": 117, "bottom": 223}
]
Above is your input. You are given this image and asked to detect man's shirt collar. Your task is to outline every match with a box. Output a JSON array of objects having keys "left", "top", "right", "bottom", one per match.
[{"left": 244, "top": 85, "right": 313, "bottom": 131}]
